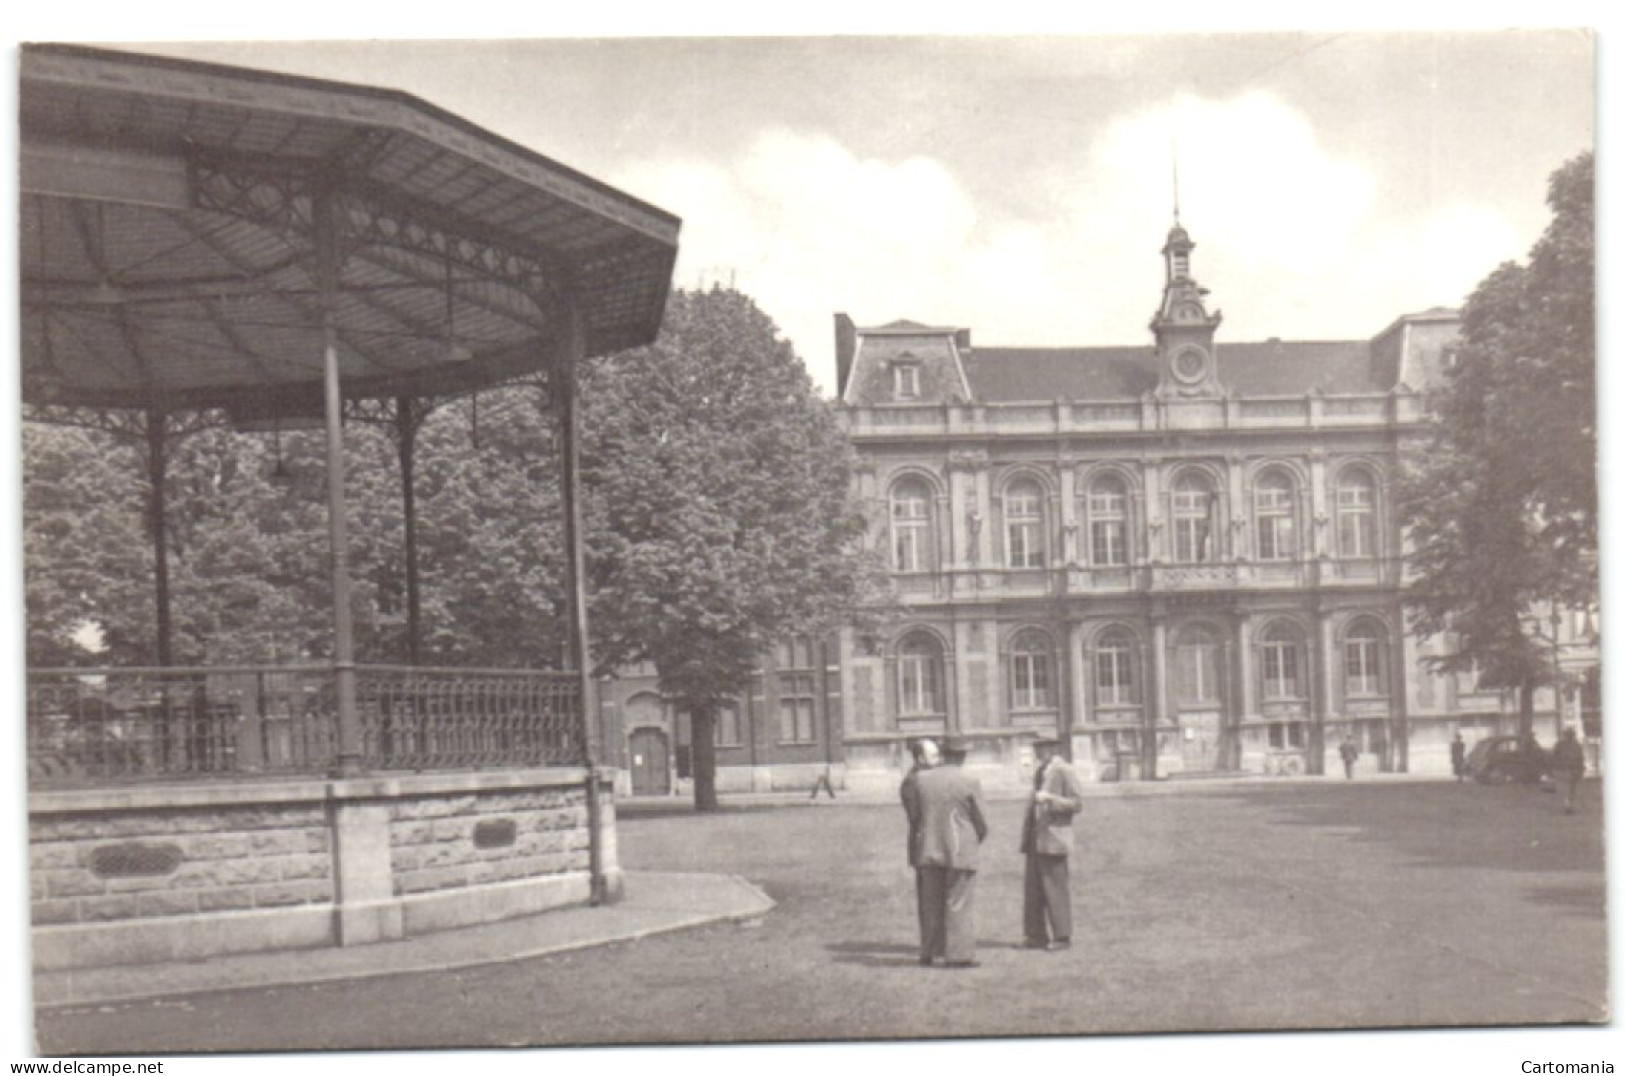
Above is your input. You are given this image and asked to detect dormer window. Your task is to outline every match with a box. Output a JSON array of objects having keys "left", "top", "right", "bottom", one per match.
[{"left": 893, "top": 361, "right": 921, "bottom": 399}]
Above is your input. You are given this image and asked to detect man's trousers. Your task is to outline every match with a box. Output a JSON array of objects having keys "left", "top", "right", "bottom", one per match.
[
  {"left": 1023, "top": 852, "right": 1072, "bottom": 944},
  {"left": 917, "top": 865, "right": 977, "bottom": 963}
]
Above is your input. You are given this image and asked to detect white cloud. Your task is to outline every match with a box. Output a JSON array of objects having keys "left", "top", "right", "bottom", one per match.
[{"left": 615, "top": 91, "right": 1528, "bottom": 396}]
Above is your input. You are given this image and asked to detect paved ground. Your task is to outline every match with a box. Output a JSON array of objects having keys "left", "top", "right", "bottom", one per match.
[
  {"left": 32, "top": 778, "right": 1607, "bottom": 1054},
  {"left": 31, "top": 871, "right": 774, "bottom": 1008}
]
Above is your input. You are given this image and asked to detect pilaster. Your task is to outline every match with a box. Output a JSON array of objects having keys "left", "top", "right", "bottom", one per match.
[
  {"left": 1312, "top": 610, "right": 1335, "bottom": 775},
  {"left": 1148, "top": 617, "right": 1169, "bottom": 779},
  {"left": 1237, "top": 615, "right": 1257, "bottom": 720},
  {"left": 1226, "top": 453, "right": 1247, "bottom": 561},
  {"left": 1308, "top": 448, "right": 1329, "bottom": 558},
  {"left": 1058, "top": 461, "right": 1078, "bottom": 565},
  {"left": 1141, "top": 457, "right": 1164, "bottom": 563},
  {"left": 1068, "top": 620, "right": 1089, "bottom": 733}
]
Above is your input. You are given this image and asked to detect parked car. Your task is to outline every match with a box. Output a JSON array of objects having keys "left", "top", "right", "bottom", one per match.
[{"left": 1465, "top": 735, "right": 1549, "bottom": 784}]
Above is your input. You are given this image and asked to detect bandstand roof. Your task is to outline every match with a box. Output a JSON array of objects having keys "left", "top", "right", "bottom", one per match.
[{"left": 19, "top": 44, "right": 681, "bottom": 418}]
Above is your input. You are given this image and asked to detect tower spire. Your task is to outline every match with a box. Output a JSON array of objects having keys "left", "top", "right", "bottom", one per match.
[{"left": 1172, "top": 142, "right": 1181, "bottom": 226}]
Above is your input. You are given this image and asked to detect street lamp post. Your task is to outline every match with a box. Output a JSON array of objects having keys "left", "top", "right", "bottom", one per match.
[
  {"left": 1549, "top": 606, "right": 1566, "bottom": 732},
  {"left": 1526, "top": 604, "right": 1567, "bottom": 735}
]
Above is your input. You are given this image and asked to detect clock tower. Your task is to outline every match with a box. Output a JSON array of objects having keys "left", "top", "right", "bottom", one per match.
[{"left": 1150, "top": 218, "right": 1224, "bottom": 396}]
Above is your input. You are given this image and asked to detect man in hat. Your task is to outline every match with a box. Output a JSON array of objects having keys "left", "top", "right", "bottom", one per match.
[
  {"left": 899, "top": 738, "right": 940, "bottom": 959},
  {"left": 1021, "top": 734, "right": 1085, "bottom": 952},
  {"left": 913, "top": 734, "right": 989, "bottom": 967}
]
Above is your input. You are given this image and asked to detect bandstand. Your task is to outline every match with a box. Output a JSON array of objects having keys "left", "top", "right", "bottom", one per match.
[{"left": 20, "top": 45, "right": 680, "bottom": 969}]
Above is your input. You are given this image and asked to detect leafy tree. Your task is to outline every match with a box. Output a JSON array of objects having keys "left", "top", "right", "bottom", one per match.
[
  {"left": 22, "top": 394, "right": 566, "bottom": 670},
  {"left": 1400, "top": 152, "right": 1595, "bottom": 734},
  {"left": 396, "top": 388, "right": 567, "bottom": 667},
  {"left": 580, "top": 287, "right": 884, "bottom": 810},
  {"left": 163, "top": 425, "right": 335, "bottom": 664},
  {"left": 22, "top": 288, "right": 886, "bottom": 811},
  {"left": 21, "top": 424, "right": 150, "bottom": 665}
]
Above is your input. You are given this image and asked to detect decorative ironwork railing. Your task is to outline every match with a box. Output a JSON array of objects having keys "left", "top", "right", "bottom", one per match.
[
  {"left": 27, "top": 664, "right": 583, "bottom": 786},
  {"left": 358, "top": 665, "right": 582, "bottom": 771}
]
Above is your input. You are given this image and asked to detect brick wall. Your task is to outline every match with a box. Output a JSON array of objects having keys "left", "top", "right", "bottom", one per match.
[{"left": 31, "top": 803, "right": 333, "bottom": 926}]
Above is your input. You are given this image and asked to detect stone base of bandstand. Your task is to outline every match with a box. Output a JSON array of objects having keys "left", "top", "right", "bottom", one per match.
[{"left": 29, "top": 767, "right": 621, "bottom": 971}]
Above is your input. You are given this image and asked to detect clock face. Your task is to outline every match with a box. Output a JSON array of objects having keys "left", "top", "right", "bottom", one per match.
[
  {"left": 1172, "top": 345, "right": 1209, "bottom": 384},
  {"left": 1176, "top": 302, "right": 1204, "bottom": 323}
]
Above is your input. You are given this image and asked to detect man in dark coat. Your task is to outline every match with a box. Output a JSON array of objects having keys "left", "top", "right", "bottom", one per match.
[
  {"left": 1450, "top": 732, "right": 1467, "bottom": 781},
  {"left": 913, "top": 735, "right": 989, "bottom": 968},
  {"left": 1339, "top": 735, "right": 1359, "bottom": 779},
  {"left": 899, "top": 737, "right": 939, "bottom": 963},
  {"left": 1020, "top": 735, "right": 1085, "bottom": 951},
  {"left": 1550, "top": 726, "right": 1586, "bottom": 814}
]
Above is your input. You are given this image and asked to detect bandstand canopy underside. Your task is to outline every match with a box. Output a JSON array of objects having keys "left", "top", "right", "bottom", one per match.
[{"left": 19, "top": 44, "right": 682, "bottom": 419}]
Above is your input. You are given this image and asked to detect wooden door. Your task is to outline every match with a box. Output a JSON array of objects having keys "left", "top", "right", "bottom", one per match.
[{"left": 628, "top": 727, "right": 670, "bottom": 796}]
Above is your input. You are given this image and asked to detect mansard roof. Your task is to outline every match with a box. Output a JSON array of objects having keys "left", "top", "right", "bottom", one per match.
[
  {"left": 963, "top": 339, "right": 1385, "bottom": 401},
  {"left": 963, "top": 346, "right": 1156, "bottom": 401}
]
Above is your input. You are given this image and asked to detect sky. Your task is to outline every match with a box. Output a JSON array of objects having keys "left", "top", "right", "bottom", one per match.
[
  {"left": 2, "top": 5, "right": 1618, "bottom": 1072},
  {"left": 25, "top": 29, "right": 1597, "bottom": 397}
]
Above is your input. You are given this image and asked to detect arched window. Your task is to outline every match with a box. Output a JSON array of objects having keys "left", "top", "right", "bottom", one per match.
[
  {"left": 897, "top": 632, "right": 945, "bottom": 717},
  {"left": 1254, "top": 469, "right": 1297, "bottom": 561},
  {"left": 890, "top": 477, "right": 934, "bottom": 573},
  {"left": 1175, "top": 625, "right": 1221, "bottom": 705},
  {"left": 1005, "top": 478, "right": 1047, "bottom": 568},
  {"left": 1088, "top": 474, "right": 1130, "bottom": 566},
  {"left": 1337, "top": 467, "right": 1378, "bottom": 559},
  {"left": 1260, "top": 621, "right": 1304, "bottom": 700},
  {"left": 1095, "top": 627, "right": 1138, "bottom": 706},
  {"left": 1009, "top": 630, "right": 1055, "bottom": 711},
  {"left": 1344, "top": 619, "right": 1387, "bottom": 697},
  {"left": 1172, "top": 472, "right": 1217, "bottom": 563}
]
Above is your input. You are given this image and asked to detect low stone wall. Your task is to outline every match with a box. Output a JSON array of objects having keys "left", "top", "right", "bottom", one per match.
[
  {"left": 390, "top": 787, "right": 590, "bottom": 895},
  {"left": 29, "top": 768, "right": 618, "bottom": 970},
  {"left": 32, "top": 798, "right": 334, "bottom": 928}
]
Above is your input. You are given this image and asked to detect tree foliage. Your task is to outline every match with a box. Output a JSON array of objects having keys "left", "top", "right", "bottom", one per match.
[
  {"left": 21, "top": 392, "right": 564, "bottom": 669},
  {"left": 580, "top": 287, "right": 884, "bottom": 809},
  {"left": 22, "top": 424, "right": 150, "bottom": 665},
  {"left": 1399, "top": 152, "right": 1595, "bottom": 725},
  {"left": 22, "top": 286, "right": 885, "bottom": 810}
]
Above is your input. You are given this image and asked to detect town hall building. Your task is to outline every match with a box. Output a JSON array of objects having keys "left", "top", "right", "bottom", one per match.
[
  {"left": 593, "top": 219, "right": 1597, "bottom": 797},
  {"left": 828, "top": 219, "right": 1595, "bottom": 794}
]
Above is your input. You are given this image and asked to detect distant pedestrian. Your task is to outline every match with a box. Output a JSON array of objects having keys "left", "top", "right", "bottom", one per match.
[
  {"left": 1339, "top": 735, "right": 1359, "bottom": 779},
  {"left": 1549, "top": 727, "right": 1586, "bottom": 814},
  {"left": 899, "top": 738, "right": 939, "bottom": 962},
  {"left": 810, "top": 767, "right": 837, "bottom": 800},
  {"left": 1020, "top": 735, "right": 1084, "bottom": 953},
  {"left": 913, "top": 735, "right": 988, "bottom": 968},
  {"left": 1450, "top": 733, "right": 1467, "bottom": 782}
]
